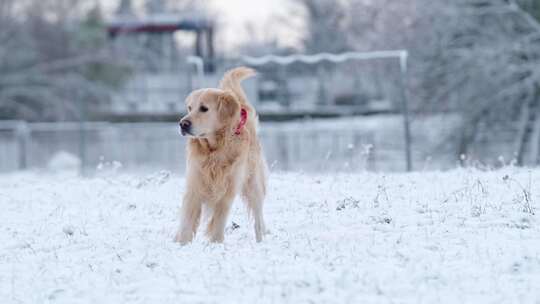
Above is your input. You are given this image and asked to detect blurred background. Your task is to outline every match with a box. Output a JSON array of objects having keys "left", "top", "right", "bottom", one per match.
[{"left": 1, "top": 0, "right": 539, "bottom": 174}]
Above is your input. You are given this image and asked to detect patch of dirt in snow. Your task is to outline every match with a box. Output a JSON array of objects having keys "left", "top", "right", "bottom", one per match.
[{"left": 1, "top": 168, "right": 540, "bottom": 303}]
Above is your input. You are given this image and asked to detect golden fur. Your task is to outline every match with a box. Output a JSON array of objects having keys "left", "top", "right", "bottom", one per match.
[{"left": 175, "top": 67, "right": 267, "bottom": 244}]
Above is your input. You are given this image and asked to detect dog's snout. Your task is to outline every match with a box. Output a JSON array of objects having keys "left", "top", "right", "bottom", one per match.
[
  {"left": 180, "top": 120, "right": 191, "bottom": 130},
  {"left": 179, "top": 120, "right": 192, "bottom": 136}
]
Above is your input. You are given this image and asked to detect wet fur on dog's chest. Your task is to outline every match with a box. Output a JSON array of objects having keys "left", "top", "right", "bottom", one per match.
[{"left": 188, "top": 138, "right": 248, "bottom": 200}]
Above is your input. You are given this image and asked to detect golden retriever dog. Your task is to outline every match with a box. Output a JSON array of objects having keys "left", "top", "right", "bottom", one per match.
[{"left": 174, "top": 67, "right": 267, "bottom": 244}]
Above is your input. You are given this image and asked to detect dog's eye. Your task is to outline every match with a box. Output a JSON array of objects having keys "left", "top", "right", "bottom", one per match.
[
  {"left": 199, "top": 105, "right": 208, "bottom": 113},
  {"left": 188, "top": 106, "right": 192, "bottom": 112}
]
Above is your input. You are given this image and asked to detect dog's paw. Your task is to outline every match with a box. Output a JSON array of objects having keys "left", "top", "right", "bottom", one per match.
[
  {"left": 174, "top": 231, "right": 192, "bottom": 245},
  {"left": 207, "top": 233, "right": 225, "bottom": 244}
]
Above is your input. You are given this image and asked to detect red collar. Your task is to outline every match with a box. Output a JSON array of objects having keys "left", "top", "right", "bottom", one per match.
[{"left": 234, "top": 108, "right": 248, "bottom": 135}]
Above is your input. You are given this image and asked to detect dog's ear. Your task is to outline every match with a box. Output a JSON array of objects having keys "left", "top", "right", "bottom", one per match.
[
  {"left": 185, "top": 90, "right": 199, "bottom": 106},
  {"left": 217, "top": 91, "right": 240, "bottom": 120}
]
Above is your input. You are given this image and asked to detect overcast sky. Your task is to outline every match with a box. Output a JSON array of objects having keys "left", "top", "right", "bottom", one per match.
[
  {"left": 100, "top": 0, "right": 301, "bottom": 52},
  {"left": 207, "top": 0, "right": 300, "bottom": 51}
]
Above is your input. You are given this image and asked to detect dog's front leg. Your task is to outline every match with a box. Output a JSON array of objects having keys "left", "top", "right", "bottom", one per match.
[
  {"left": 206, "top": 191, "right": 236, "bottom": 243},
  {"left": 175, "top": 191, "right": 202, "bottom": 245}
]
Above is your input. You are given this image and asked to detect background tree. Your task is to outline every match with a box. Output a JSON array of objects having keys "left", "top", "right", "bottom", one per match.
[
  {"left": 412, "top": 0, "right": 540, "bottom": 164},
  {"left": 0, "top": 0, "right": 128, "bottom": 121},
  {"left": 294, "top": 0, "right": 350, "bottom": 54},
  {"left": 289, "top": 0, "right": 540, "bottom": 165},
  {"left": 520, "top": 0, "right": 540, "bottom": 20}
]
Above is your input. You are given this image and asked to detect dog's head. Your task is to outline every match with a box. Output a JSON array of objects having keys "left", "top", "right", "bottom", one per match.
[{"left": 179, "top": 88, "right": 240, "bottom": 138}]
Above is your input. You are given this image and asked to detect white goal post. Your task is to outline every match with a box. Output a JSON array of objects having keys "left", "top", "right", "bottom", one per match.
[{"left": 187, "top": 50, "right": 413, "bottom": 171}]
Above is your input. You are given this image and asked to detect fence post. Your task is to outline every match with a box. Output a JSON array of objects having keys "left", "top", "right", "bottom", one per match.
[
  {"left": 278, "top": 65, "right": 290, "bottom": 108},
  {"left": 77, "top": 92, "right": 87, "bottom": 176},
  {"left": 367, "top": 133, "right": 376, "bottom": 171},
  {"left": 399, "top": 51, "right": 413, "bottom": 171},
  {"left": 15, "top": 121, "right": 30, "bottom": 170},
  {"left": 277, "top": 131, "right": 289, "bottom": 171},
  {"left": 316, "top": 65, "right": 327, "bottom": 107}
]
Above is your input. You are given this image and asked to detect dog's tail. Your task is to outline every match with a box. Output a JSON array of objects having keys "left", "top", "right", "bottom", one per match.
[{"left": 219, "top": 67, "right": 256, "bottom": 106}]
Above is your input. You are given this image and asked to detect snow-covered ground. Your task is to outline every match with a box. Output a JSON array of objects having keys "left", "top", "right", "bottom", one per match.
[{"left": 1, "top": 168, "right": 540, "bottom": 303}]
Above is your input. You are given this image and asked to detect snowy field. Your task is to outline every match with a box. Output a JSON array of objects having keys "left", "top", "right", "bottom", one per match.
[{"left": 1, "top": 168, "right": 540, "bottom": 303}]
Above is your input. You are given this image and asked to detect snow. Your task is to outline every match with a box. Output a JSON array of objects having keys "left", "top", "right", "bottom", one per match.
[
  {"left": 1, "top": 168, "right": 540, "bottom": 303},
  {"left": 47, "top": 151, "right": 81, "bottom": 174}
]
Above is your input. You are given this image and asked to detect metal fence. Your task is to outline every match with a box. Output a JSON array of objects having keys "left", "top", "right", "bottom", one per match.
[{"left": 0, "top": 119, "right": 421, "bottom": 175}]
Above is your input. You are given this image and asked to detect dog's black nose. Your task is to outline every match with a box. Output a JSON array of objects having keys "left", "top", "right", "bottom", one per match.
[{"left": 180, "top": 120, "right": 191, "bottom": 131}]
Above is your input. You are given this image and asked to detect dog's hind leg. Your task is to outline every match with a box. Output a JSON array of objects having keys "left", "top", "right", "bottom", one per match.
[
  {"left": 242, "top": 170, "right": 267, "bottom": 242},
  {"left": 175, "top": 190, "right": 202, "bottom": 245}
]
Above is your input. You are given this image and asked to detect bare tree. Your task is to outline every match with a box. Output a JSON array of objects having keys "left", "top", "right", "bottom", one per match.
[
  {"left": 346, "top": 0, "right": 416, "bottom": 51},
  {"left": 412, "top": 0, "right": 540, "bottom": 164},
  {"left": 0, "top": 0, "right": 128, "bottom": 121},
  {"left": 289, "top": 0, "right": 540, "bottom": 166},
  {"left": 144, "top": 0, "right": 200, "bottom": 15},
  {"left": 294, "top": 0, "right": 351, "bottom": 54}
]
